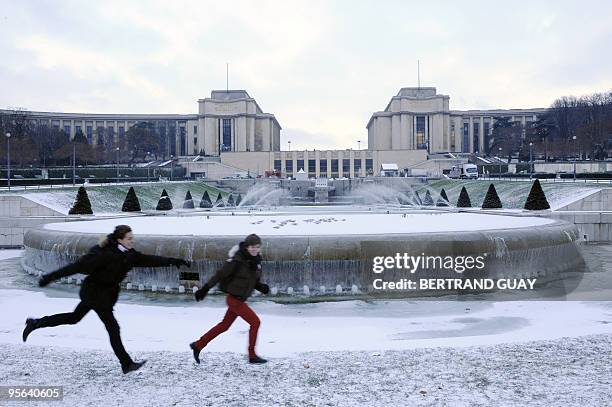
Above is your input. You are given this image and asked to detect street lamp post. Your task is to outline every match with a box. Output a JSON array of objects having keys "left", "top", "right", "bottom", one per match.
[
  {"left": 357, "top": 140, "right": 361, "bottom": 150},
  {"left": 288, "top": 141, "right": 291, "bottom": 151},
  {"left": 572, "top": 135, "right": 577, "bottom": 181},
  {"left": 170, "top": 155, "right": 174, "bottom": 181},
  {"left": 529, "top": 142, "right": 533, "bottom": 179},
  {"left": 72, "top": 139, "right": 76, "bottom": 186},
  {"left": 146, "top": 151, "right": 150, "bottom": 182},
  {"left": 5, "top": 132, "right": 10, "bottom": 190},
  {"left": 498, "top": 147, "right": 502, "bottom": 177},
  {"left": 116, "top": 147, "right": 120, "bottom": 183}
]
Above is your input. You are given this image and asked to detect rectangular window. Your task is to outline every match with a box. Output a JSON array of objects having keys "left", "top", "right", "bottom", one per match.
[
  {"left": 193, "top": 125, "right": 198, "bottom": 134},
  {"left": 416, "top": 116, "right": 426, "bottom": 149},
  {"left": 96, "top": 127, "right": 105, "bottom": 145},
  {"left": 63, "top": 125, "right": 71, "bottom": 135},
  {"left": 365, "top": 159, "right": 373, "bottom": 174},
  {"left": 297, "top": 159, "right": 305, "bottom": 172},
  {"left": 473, "top": 122, "right": 480, "bottom": 153},
  {"left": 354, "top": 159, "right": 362, "bottom": 173},
  {"left": 274, "top": 160, "right": 281, "bottom": 171},
  {"left": 118, "top": 126, "right": 125, "bottom": 137},
  {"left": 331, "top": 159, "right": 338, "bottom": 173},
  {"left": 180, "top": 127, "right": 186, "bottom": 156},
  {"left": 285, "top": 160, "right": 293, "bottom": 173},
  {"left": 308, "top": 159, "right": 316, "bottom": 173},
  {"left": 342, "top": 159, "right": 350, "bottom": 173},
  {"left": 319, "top": 160, "right": 327, "bottom": 174},
  {"left": 222, "top": 119, "right": 232, "bottom": 152},
  {"left": 169, "top": 124, "right": 177, "bottom": 156},
  {"left": 75, "top": 125, "right": 82, "bottom": 134},
  {"left": 462, "top": 123, "right": 469, "bottom": 153},
  {"left": 86, "top": 126, "right": 93, "bottom": 143}
]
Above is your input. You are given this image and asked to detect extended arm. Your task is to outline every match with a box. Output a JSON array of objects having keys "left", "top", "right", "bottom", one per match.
[
  {"left": 132, "top": 251, "right": 191, "bottom": 268},
  {"left": 194, "top": 260, "right": 237, "bottom": 301},
  {"left": 39, "top": 246, "right": 101, "bottom": 286}
]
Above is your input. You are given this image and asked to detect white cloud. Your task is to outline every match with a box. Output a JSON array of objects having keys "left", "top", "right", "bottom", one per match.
[{"left": 1, "top": 1, "right": 611, "bottom": 147}]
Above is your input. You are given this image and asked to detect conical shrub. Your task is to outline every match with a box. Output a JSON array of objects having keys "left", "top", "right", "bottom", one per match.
[
  {"left": 199, "top": 190, "right": 212, "bottom": 208},
  {"left": 456, "top": 186, "right": 472, "bottom": 208},
  {"left": 482, "top": 184, "right": 502, "bottom": 209},
  {"left": 121, "top": 186, "right": 141, "bottom": 212},
  {"left": 183, "top": 190, "right": 195, "bottom": 209},
  {"left": 413, "top": 191, "right": 422, "bottom": 206},
  {"left": 236, "top": 193, "right": 242, "bottom": 206},
  {"left": 423, "top": 190, "right": 434, "bottom": 206},
  {"left": 524, "top": 179, "right": 550, "bottom": 210},
  {"left": 156, "top": 189, "right": 173, "bottom": 211},
  {"left": 436, "top": 188, "right": 449, "bottom": 207},
  {"left": 69, "top": 186, "right": 93, "bottom": 215},
  {"left": 227, "top": 194, "right": 235, "bottom": 206},
  {"left": 215, "top": 193, "right": 225, "bottom": 207}
]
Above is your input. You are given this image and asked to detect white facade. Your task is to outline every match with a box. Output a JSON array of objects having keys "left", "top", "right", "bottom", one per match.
[
  {"left": 4, "top": 86, "right": 550, "bottom": 177},
  {"left": 1, "top": 90, "right": 280, "bottom": 158},
  {"left": 213, "top": 148, "right": 427, "bottom": 179},
  {"left": 367, "top": 87, "right": 545, "bottom": 155},
  {"left": 197, "top": 90, "right": 281, "bottom": 156}
]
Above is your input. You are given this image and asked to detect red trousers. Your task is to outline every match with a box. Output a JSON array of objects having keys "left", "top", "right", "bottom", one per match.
[{"left": 195, "top": 294, "right": 261, "bottom": 358}]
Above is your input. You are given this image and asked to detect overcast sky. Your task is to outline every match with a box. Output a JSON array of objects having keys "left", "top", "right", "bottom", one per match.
[{"left": 1, "top": 0, "right": 611, "bottom": 150}]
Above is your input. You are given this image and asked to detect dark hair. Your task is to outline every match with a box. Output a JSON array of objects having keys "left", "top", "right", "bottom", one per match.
[
  {"left": 100, "top": 225, "right": 132, "bottom": 247},
  {"left": 244, "top": 233, "right": 262, "bottom": 247}
]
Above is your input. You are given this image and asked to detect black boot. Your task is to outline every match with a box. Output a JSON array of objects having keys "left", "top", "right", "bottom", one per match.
[
  {"left": 122, "top": 360, "right": 147, "bottom": 374},
  {"left": 189, "top": 342, "right": 201, "bottom": 364},
  {"left": 249, "top": 355, "right": 267, "bottom": 364},
  {"left": 22, "top": 318, "right": 39, "bottom": 342}
]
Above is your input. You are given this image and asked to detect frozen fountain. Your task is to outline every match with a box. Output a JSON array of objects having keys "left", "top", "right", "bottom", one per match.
[{"left": 22, "top": 202, "right": 584, "bottom": 296}]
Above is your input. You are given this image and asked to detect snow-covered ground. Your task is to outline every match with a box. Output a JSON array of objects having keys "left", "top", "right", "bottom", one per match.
[
  {"left": 2, "top": 334, "right": 611, "bottom": 407},
  {"left": 429, "top": 179, "right": 606, "bottom": 210},
  {"left": 1, "top": 250, "right": 611, "bottom": 406},
  {"left": 2, "top": 289, "right": 612, "bottom": 354},
  {"left": 17, "top": 181, "right": 225, "bottom": 215},
  {"left": 43, "top": 212, "right": 555, "bottom": 236}
]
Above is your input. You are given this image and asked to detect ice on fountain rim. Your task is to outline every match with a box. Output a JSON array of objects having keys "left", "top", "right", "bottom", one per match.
[{"left": 43, "top": 212, "right": 557, "bottom": 236}]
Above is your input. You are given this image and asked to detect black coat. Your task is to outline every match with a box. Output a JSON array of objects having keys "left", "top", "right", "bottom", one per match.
[
  {"left": 205, "top": 242, "right": 265, "bottom": 300},
  {"left": 42, "top": 243, "right": 177, "bottom": 309}
]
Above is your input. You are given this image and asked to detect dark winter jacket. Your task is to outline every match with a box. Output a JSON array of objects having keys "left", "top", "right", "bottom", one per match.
[
  {"left": 41, "top": 242, "right": 181, "bottom": 309},
  {"left": 204, "top": 242, "right": 266, "bottom": 300}
]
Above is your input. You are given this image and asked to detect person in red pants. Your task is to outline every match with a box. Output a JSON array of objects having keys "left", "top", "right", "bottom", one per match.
[{"left": 190, "top": 234, "right": 270, "bottom": 364}]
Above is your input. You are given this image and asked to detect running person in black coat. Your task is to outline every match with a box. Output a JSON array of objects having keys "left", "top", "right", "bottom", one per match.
[
  {"left": 190, "top": 234, "right": 270, "bottom": 364},
  {"left": 22, "top": 225, "right": 191, "bottom": 374}
]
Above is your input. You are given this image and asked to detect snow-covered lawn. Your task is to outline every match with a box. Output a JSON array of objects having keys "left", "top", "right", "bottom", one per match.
[
  {"left": 1, "top": 250, "right": 611, "bottom": 406},
  {"left": 1, "top": 335, "right": 610, "bottom": 407},
  {"left": 43, "top": 212, "right": 556, "bottom": 236},
  {"left": 2, "top": 289, "right": 611, "bottom": 355}
]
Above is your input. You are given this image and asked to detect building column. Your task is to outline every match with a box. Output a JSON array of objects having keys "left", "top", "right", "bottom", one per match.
[{"left": 479, "top": 116, "right": 485, "bottom": 153}]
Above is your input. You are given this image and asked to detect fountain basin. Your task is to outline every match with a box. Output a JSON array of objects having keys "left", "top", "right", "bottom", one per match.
[{"left": 22, "top": 209, "right": 584, "bottom": 295}]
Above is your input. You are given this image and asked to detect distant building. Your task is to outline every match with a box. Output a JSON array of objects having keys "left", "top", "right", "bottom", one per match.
[
  {"left": 1, "top": 90, "right": 281, "bottom": 158},
  {"left": 367, "top": 87, "right": 545, "bottom": 154},
  {"left": 2, "top": 86, "right": 547, "bottom": 178}
]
